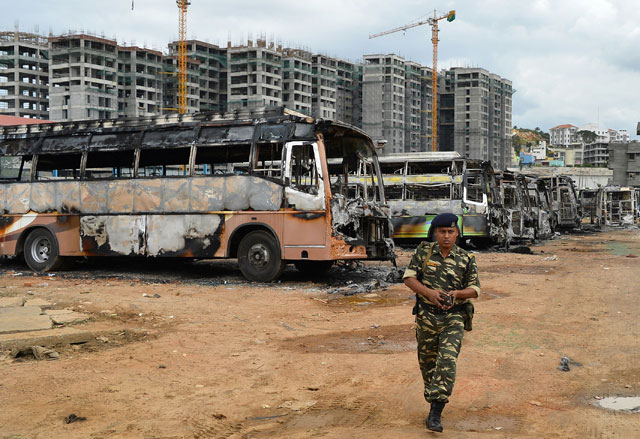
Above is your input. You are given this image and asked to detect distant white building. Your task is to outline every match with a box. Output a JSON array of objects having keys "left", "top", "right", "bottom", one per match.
[
  {"left": 549, "top": 124, "right": 578, "bottom": 147},
  {"left": 609, "top": 129, "right": 630, "bottom": 143},
  {"left": 531, "top": 140, "right": 547, "bottom": 160},
  {"left": 579, "top": 124, "right": 629, "bottom": 143},
  {"left": 577, "top": 124, "right": 630, "bottom": 166}
]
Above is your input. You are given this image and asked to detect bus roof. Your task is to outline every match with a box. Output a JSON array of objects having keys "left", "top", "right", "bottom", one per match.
[
  {"left": 377, "top": 152, "right": 462, "bottom": 163},
  {"left": 0, "top": 106, "right": 373, "bottom": 156}
]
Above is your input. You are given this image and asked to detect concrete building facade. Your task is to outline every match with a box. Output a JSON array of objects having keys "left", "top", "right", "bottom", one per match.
[
  {"left": 168, "top": 40, "right": 227, "bottom": 112},
  {"left": 608, "top": 141, "right": 640, "bottom": 187},
  {"left": 420, "top": 67, "right": 434, "bottom": 151},
  {"left": 583, "top": 142, "right": 610, "bottom": 167},
  {"left": 362, "top": 54, "right": 409, "bottom": 154},
  {"left": 335, "top": 58, "right": 357, "bottom": 125},
  {"left": 0, "top": 31, "right": 49, "bottom": 120},
  {"left": 311, "top": 54, "right": 337, "bottom": 119},
  {"left": 439, "top": 67, "right": 513, "bottom": 169},
  {"left": 281, "top": 48, "right": 312, "bottom": 115},
  {"left": 49, "top": 34, "right": 118, "bottom": 121},
  {"left": 117, "top": 46, "right": 163, "bottom": 118},
  {"left": 403, "top": 61, "right": 423, "bottom": 153},
  {"left": 226, "top": 39, "right": 282, "bottom": 111},
  {"left": 162, "top": 55, "right": 201, "bottom": 114}
]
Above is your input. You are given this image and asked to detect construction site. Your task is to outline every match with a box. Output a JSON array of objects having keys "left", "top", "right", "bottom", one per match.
[{"left": 1, "top": 3, "right": 640, "bottom": 439}]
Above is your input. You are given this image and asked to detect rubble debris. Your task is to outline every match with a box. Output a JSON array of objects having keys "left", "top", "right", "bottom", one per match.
[
  {"left": 385, "top": 268, "right": 404, "bottom": 283},
  {"left": 510, "top": 246, "right": 533, "bottom": 254},
  {"left": 46, "top": 310, "right": 90, "bottom": 326},
  {"left": 558, "top": 356, "right": 583, "bottom": 372},
  {"left": 10, "top": 345, "right": 59, "bottom": 361},
  {"left": 64, "top": 414, "right": 87, "bottom": 424}
]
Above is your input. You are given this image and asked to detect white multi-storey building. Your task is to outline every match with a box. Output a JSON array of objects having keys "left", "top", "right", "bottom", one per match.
[{"left": 549, "top": 124, "right": 578, "bottom": 147}]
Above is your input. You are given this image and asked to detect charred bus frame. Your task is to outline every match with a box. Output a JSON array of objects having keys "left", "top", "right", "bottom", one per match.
[
  {"left": 369, "top": 153, "right": 498, "bottom": 244},
  {"left": 0, "top": 107, "right": 394, "bottom": 281}
]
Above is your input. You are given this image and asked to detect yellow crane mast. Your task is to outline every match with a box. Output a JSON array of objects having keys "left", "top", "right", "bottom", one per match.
[
  {"left": 177, "top": 0, "right": 190, "bottom": 114},
  {"left": 370, "top": 10, "right": 455, "bottom": 152}
]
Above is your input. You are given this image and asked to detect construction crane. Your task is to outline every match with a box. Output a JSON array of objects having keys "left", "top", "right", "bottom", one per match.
[
  {"left": 176, "top": 0, "right": 190, "bottom": 114},
  {"left": 370, "top": 10, "right": 455, "bottom": 152}
]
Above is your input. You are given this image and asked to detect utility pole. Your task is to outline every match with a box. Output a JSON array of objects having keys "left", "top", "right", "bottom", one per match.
[{"left": 370, "top": 10, "right": 455, "bottom": 152}]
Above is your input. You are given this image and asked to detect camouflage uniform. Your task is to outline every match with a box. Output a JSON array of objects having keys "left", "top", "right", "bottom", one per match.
[{"left": 403, "top": 241, "right": 480, "bottom": 403}]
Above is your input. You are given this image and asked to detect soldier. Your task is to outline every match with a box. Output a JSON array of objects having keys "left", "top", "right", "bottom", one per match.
[{"left": 403, "top": 212, "right": 480, "bottom": 432}]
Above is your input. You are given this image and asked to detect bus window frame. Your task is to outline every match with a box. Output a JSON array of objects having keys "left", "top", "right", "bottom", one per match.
[{"left": 283, "top": 141, "right": 325, "bottom": 211}]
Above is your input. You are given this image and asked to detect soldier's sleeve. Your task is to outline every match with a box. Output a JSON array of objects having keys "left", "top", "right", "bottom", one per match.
[
  {"left": 403, "top": 244, "right": 425, "bottom": 280},
  {"left": 463, "top": 253, "right": 481, "bottom": 295}
]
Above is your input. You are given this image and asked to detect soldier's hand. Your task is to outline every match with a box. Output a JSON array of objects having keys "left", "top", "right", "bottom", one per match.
[
  {"left": 429, "top": 289, "right": 448, "bottom": 309},
  {"left": 439, "top": 291, "right": 455, "bottom": 310}
]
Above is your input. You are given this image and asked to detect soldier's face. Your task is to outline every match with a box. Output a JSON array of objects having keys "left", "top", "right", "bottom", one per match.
[{"left": 434, "top": 226, "right": 458, "bottom": 250}]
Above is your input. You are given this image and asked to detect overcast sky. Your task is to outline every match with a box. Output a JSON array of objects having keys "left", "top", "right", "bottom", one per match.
[{"left": 3, "top": 0, "right": 639, "bottom": 137}]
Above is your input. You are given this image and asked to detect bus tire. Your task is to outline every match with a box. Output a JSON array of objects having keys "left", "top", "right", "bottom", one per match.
[
  {"left": 237, "top": 231, "right": 284, "bottom": 282},
  {"left": 23, "top": 228, "right": 64, "bottom": 273},
  {"left": 294, "top": 260, "right": 333, "bottom": 275}
]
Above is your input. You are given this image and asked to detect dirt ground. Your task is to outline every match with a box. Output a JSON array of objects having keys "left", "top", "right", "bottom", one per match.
[{"left": 1, "top": 229, "right": 639, "bottom": 438}]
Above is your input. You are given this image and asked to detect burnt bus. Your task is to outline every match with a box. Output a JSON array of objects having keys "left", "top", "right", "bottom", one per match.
[
  {"left": 539, "top": 175, "right": 582, "bottom": 229},
  {"left": 0, "top": 107, "right": 394, "bottom": 281},
  {"left": 364, "top": 153, "right": 500, "bottom": 244}
]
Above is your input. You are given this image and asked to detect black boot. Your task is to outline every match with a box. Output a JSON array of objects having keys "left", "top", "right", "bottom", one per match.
[{"left": 426, "top": 401, "right": 446, "bottom": 432}]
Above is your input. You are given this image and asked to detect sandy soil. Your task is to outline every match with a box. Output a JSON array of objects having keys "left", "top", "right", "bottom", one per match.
[{"left": 1, "top": 229, "right": 639, "bottom": 438}]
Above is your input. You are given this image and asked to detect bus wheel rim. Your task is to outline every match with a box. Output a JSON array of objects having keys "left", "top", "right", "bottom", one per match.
[
  {"left": 31, "top": 237, "right": 51, "bottom": 264},
  {"left": 248, "top": 243, "right": 269, "bottom": 269}
]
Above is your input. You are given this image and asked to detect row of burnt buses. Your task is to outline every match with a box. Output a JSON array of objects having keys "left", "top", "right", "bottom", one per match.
[{"left": 0, "top": 107, "right": 610, "bottom": 282}]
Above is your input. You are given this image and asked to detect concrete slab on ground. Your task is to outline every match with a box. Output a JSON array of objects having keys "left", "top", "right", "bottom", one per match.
[
  {"left": 0, "top": 306, "right": 51, "bottom": 334},
  {"left": 0, "top": 327, "right": 93, "bottom": 350},
  {"left": 47, "top": 311, "right": 89, "bottom": 325},
  {"left": 24, "top": 299, "right": 53, "bottom": 309},
  {"left": 0, "top": 297, "right": 25, "bottom": 308}
]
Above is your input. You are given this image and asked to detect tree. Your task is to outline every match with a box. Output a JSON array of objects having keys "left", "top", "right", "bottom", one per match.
[
  {"left": 577, "top": 130, "right": 597, "bottom": 144},
  {"left": 512, "top": 135, "right": 525, "bottom": 155}
]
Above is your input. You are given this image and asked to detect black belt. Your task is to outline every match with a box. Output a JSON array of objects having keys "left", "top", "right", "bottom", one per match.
[{"left": 418, "top": 300, "right": 465, "bottom": 315}]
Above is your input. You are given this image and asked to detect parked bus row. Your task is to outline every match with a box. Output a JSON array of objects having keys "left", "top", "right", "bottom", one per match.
[
  {"left": 0, "top": 107, "right": 394, "bottom": 281},
  {"left": 364, "top": 153, "right": 582, "bottom": 247}
]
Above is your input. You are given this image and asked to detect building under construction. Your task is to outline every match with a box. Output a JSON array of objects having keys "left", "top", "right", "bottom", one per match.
[
  {"left": 1, "top": 28, "right": 513, "bottom": 167},
  {"left": 0, "top": 30, "right": 49, "bottom": 120},
  {"left": 439, "top": 67, "right": 514, "bottom": 170},
  {"left": 362, "top": 54, "right": 434, "bottom": 155}
]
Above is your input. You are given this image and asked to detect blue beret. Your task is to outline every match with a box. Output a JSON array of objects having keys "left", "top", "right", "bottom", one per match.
[{"left": 431, "top": 213, "right": 459, "bottom": 229}]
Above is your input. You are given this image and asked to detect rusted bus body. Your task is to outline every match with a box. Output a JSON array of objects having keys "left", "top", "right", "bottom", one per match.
[
  {"left": 602, "top": 187, "right": 637, "bottom": 226},
  {"left": 579, "top": 187, "right": 605, "bottom": 227},
  {"left": 363, "top": 153, "right": 498, "bottom": 242},
  {"left": 493, "top": 171, "right": 536, "bottom": 243},
  {"left": 524, "top": 177, "right": 555, "bottom": 239},
  {"left": 538, "top": 175, "right": 582, "bottom": 229},
  {"left": 0, "top": 107, "right": 394, "bottom": 281}
]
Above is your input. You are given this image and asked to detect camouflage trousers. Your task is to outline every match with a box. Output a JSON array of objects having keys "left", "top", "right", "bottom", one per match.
[{"left": 415, "top": 306, "right": 465, "bottom": 403}]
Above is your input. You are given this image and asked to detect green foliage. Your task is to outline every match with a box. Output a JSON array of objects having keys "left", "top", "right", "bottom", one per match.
[
  {"left": 577, "top": 130, "right": 597, "bottom": 144},
  {"left": 512, "top": 135, "right": 525, "bottom": 155}
]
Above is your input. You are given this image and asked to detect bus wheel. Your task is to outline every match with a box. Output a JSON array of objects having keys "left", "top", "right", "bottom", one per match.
[
  {"left": 238, "top": 231, "right": 284, "bottom": 282},
  {"left": 294, "top": 260, "right": 333, "bottom": 275},
  {"left": 24, "top": 228, "right": 64, "bottom": 273}
]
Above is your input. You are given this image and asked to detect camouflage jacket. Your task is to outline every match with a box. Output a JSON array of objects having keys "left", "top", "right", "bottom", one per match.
[{"left": 403, "top": 241, "right": 481, "bottom": 305}]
